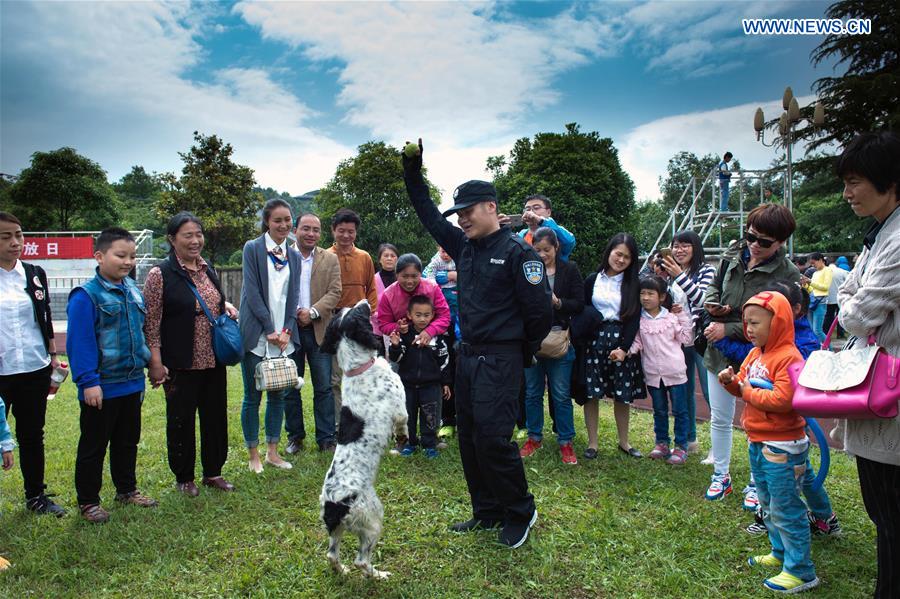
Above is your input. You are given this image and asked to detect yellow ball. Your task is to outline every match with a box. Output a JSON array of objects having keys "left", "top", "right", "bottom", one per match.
[{"left": 403, "top": 142, "right": 420, "bottom": 158}]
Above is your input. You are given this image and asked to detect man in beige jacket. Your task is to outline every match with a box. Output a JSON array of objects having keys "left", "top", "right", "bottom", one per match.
[{"left": 284, "top": 213, "right": 342, "bottom": 453}]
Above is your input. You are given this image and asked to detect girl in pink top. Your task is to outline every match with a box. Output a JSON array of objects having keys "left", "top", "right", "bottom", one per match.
[
  {"left": 377, "top": 254, "right": 450, "bottom": 345},
  {"left": 628, "top": 275, "right": 694, "bottom": 465}
]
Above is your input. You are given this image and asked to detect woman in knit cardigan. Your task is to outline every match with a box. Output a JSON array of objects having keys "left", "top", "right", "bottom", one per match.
[{"left": 835, "top": 132, "right": 900, "bottom": 599}]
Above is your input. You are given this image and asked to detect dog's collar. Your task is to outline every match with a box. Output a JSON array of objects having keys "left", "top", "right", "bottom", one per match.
[{"left": 344, "top": 357, "right": 376, "bottom": 378}]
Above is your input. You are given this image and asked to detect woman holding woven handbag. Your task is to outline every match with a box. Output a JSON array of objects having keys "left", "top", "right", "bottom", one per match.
[
  {"left": 144, "top": 212, "right": 239, "bottom": 495},
  {"left": 239, "top": 199, "right": 301, "bottom": 474},
  {"left": 834, "top": 132, "right": 900, "bottom": 599},
  {"left": 520, "top": 228, "right": 584, "bottom": 464}
]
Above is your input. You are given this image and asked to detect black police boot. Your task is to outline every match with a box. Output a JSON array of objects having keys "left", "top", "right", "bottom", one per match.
[
  {"left": 498, "top": 510, "right": 537, "bottom": 549},
  {"left": 450, "top": 518, "right": 504, "bottom": 533}
]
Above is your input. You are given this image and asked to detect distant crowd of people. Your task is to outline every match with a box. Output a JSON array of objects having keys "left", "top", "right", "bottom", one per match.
[{"left": 1, "top": 131, "right": 898, "bottom": 597}]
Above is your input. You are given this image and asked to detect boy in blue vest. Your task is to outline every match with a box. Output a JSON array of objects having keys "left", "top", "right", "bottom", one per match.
[{"left": 67, "top": 228, "right": 157, "bottom": 523}]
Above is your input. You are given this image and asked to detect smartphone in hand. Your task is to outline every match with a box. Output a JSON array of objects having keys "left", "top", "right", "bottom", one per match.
[{"left": 506, "top": 214, "right": 524, "bottom": 228}]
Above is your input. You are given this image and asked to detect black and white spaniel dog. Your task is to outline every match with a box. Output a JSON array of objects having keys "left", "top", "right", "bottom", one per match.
[{"left": 318, "top": 299, "right": 408, "bottom": 579}]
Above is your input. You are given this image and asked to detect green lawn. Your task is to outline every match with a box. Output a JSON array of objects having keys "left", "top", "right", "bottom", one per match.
[{"left": 0, "top": 365, "right": 876, "bottom": 598}]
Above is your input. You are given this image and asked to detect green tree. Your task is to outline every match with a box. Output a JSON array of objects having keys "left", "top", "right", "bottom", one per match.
[
  {"left": 156, "top": 132, "right": 263, "bottom": 265},
  {"left": 800, "top": 0, "right": 900, "bottom": 150},
  {"left": 2, "top": 147, "right": 119, "bottom": 230},
  {"left": 314, "top": 141, "right": 441, "bottom": 260},
  {"left": 631, "top": 200, "right": 670, "bottom": 254},
  {"left": 792, "top": 155, "right": 869, "bottom": 253},
  {"left": 488, "top": 123, "right": 635, "bottom": 269},
  {"left": 114, "top": 166, "right": 169, "bottom": 233},
  {"left": 658, "top": 151, "right": 721, "bottom": 213}
]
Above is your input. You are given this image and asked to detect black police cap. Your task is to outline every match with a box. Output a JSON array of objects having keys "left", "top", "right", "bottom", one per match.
[{"left": 442, "top": 180, "right": 497, "bottom": 217}]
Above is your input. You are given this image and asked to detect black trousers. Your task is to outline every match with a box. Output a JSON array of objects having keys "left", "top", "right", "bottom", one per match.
[
  {"left": 164, "top": 367, "right": 228, "bottom": 483},
  {"left": 824, "top": 304, "right": 844, "bottom": 338},
  {"left": 455, "top": 346, "right": 534, "bottom": 524},
  {"left": 441, "top": 341, "right": 457, "bottom": 427},
  {"left": 0, "top": 366, "right": 51, "bottom": 499},
  {"left": 404, "top": 384, "right": 441, "bottom": 449},
  {"left": 857, "top": 456, "right": 900, "bottom": 598},
  {"left": 75, "top": 392, "right": 142, "bottom": 506}
]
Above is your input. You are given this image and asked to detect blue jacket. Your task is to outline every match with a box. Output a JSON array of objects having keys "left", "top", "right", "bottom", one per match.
[
  {"left": 835, "top": 256, "right": 851, "bottom": 271},
  {"left": 0, "top": 396, "right": 14, "bottom": 453},
  {"left": 517, "top": 217, "right": 576, "bottom": 261},
  {"left": 239, "top": 235, "right": 302, "bottom": 352},
  {"left": 713, "top": 316, "right": 820, "bottom": 364},
  {"left": 67, "top": 271, "right": 150, "bottom": 401}
]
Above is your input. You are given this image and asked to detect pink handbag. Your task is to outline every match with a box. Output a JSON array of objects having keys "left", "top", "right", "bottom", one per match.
[{"left": 789, "top": 319, "right": 899, "bottom": 419}]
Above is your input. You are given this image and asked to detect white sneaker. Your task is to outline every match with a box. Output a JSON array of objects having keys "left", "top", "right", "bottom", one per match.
[{"left": 700, "top": 449, "right": 715, "bottom": 465}]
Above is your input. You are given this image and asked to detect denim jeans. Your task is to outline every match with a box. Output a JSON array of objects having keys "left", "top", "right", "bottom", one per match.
[
  {"left": 801, "top": 457, "right": 834, "bottom": 519},
  {"left": 708, "top": 369, "right": 735, "bottom": 475},
  {"left": 283, "top": 328, "right": 336, "bottom": 447},
  {"left": 749, "top": 442, "right": 816, "bottom": 582},
  {"left": 719, "top": 180, "right": 730, "bottom": 211},
  {"left": 240, "top": 352, "right": 288, "bottom": 448},
  {"left": 683, "top": 346, "right": 709, "bottom": 443},
  {"left": 808, "top": 300, "right": 827, "bottom": 346},
  {"left": 524, "top": 345, "right": 576, "bottom": 445},
  {"left": 648, "top": 382, "right": 689, "bottom": 449}
]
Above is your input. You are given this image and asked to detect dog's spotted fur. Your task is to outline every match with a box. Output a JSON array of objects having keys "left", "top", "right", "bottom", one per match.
[{"left": 319, "top": 300, "right": 408, "bottom": 579}]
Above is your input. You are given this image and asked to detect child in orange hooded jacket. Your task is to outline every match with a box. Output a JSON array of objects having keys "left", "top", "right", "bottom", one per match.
[{"left": 718, "top": 291, "right": 819, "bottom": 594}]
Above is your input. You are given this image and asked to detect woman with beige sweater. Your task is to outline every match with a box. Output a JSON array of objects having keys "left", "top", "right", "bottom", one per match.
[{"left": 835, "top": 131, "right": 900, "bottom": 599}]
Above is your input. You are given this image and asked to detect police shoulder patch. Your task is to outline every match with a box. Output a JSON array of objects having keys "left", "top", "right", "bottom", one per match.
[{"left": 523, "top": 260, "right": 544, "bottom": 285}]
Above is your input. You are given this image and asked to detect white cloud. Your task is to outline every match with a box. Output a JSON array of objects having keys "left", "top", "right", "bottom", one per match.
[
  {"left": 617, "top": 95, "right": 818, "bottom": 204},
  {"left": 0, "top": 1, "right": 353, "bottom": 195},
  {"left": 236, "top": 2, "right": 618, "bottom": 146}
]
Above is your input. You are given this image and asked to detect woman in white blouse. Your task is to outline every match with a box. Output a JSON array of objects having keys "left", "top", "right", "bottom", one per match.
[
  {"left": 0, "top": 212, "right": 66, "bottom": 516},
  {"left": 238, "top": 200, "right": 301, "bottom": 473}
]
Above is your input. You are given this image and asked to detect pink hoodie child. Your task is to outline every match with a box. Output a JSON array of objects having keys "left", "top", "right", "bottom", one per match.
[{"left": 377, "top": 277, "right": 450, "bottom": 339}]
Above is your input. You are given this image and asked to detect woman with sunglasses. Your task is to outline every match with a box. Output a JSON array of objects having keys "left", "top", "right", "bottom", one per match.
[{"left": 700, "top": 204, "right": 800, "bottom": 502}]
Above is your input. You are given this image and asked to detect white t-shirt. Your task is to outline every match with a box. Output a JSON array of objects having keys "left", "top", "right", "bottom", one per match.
[{"left": 252, "top": 233, "right": 295, "bottom": 357}]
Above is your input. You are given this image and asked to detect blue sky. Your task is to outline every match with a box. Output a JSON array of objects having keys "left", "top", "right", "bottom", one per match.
[{"left": 0, "top": 1, "right": 840, "bottom": 206}]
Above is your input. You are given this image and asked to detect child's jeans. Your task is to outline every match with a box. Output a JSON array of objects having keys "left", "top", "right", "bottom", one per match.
[
  {"left": 404, "top": 384, "right": 441, "bottom": 449},
  {"left": 749, "top": 442, "right": 816, "bottom": 582},
  {"left": 648, "top": 382, "right": 689, "bottom": 449}
]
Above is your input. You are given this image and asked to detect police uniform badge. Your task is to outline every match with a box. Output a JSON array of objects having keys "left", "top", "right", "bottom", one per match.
[
  {"left": 33, "top": 275, "right": 43, "bottom": 288},
  {"left": 523, "top": 260, "right": 544, "bottom": 285},
  {"left": 34, "top": 289, "right": 45, "bottom": 301}
]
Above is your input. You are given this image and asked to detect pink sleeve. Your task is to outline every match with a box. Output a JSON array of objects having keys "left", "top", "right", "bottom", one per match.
[
  {"left": 426, "top": 282, "right": 451, "bottom": 336},
  {"left": 376, "top": 287, "right": 398, "bottom": 335},
  {"left": 676, "top": 311, "right": 694, "bottom": 346},
  {"left": 628, "top": 330, "right": 642, "bottom": 355}
]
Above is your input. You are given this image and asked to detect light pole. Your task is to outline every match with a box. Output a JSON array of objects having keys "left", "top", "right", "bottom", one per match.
[{"left": 753, "top": 86, "right": 825, "bottom": 256}]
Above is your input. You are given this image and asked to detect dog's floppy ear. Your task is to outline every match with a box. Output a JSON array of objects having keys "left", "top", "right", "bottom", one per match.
[
  {"left": 344, "top": 301, "right": 380, "bottom": 351},
  {"left": 319, "top": 308, "right": 347, "bottom": 355}
]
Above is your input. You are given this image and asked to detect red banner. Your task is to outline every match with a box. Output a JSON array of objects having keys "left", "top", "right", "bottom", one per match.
[{"left": 21, "top": 237, "right": 94, "bottom": 259}]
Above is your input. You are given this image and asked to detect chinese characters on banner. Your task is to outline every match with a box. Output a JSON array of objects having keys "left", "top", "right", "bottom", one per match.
[{"left": 21, "top": 237, "right": 94, "bottom": 259}]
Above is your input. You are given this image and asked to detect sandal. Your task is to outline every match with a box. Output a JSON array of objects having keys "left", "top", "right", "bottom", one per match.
[
  {"left": 79, "top": 503, "right": 110, "bottom": 523},
  {"left": 583, "top": 447, "right": 598, "bottom": 459}
]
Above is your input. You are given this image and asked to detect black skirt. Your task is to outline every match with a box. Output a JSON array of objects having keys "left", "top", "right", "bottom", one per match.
[{"left": 585, "top": 321, "right": 645, "bottom": 404}]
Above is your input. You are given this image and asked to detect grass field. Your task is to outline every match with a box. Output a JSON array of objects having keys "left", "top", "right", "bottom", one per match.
[{"left": 0, "top": 365, "right": 877, "bottom": 598}]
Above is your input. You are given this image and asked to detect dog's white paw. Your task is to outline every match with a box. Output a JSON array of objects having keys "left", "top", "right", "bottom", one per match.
[
  {"left": 372, "top": 569, "right": 391, "bottom": 580},
  {"left": 330, "top": 562, "right": 350, "bottom": 575}
]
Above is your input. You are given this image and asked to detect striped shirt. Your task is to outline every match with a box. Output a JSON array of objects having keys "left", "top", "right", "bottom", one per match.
[{"left": 673, "top": 263, "right": 716, "bottom": 316}]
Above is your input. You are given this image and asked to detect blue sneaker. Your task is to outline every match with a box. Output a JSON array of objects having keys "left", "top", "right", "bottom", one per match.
[
  {"left": 705, "top": 473, "right": 733, "bottom": 501},
  {"left": 399, "top": 444, "right": 416, "bottom": 457},
  {"left": 423, "top": 448, "right": 439, "bottom": 459}
]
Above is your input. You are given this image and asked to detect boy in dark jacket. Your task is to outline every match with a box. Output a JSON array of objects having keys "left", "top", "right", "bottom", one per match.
[{"left": 389, "top": 294, "right": 451, "bottom": 459}]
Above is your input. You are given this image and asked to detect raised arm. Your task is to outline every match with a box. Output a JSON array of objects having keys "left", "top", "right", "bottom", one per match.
[{"left": 402, "top": 139, "right": 464, "bottom": 261}]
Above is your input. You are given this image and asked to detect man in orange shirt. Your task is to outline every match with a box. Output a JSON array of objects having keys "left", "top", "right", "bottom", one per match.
[{"left": 327, "top": 208, "right": 378, "bottom": 415}]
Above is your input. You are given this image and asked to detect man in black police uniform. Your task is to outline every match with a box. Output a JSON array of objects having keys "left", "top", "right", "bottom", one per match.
[{"left": 402, "top": 139, "right": 552, "bottom": 548}]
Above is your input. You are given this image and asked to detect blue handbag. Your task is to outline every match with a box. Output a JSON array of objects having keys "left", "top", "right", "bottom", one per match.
[{"left": 185, "top": 279, "right": 243, "bottom": 366}]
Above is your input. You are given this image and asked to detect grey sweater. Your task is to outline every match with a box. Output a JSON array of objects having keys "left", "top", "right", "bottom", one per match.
[{"left": 838, "top": 207, "right": 900, "bottom": 465}]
